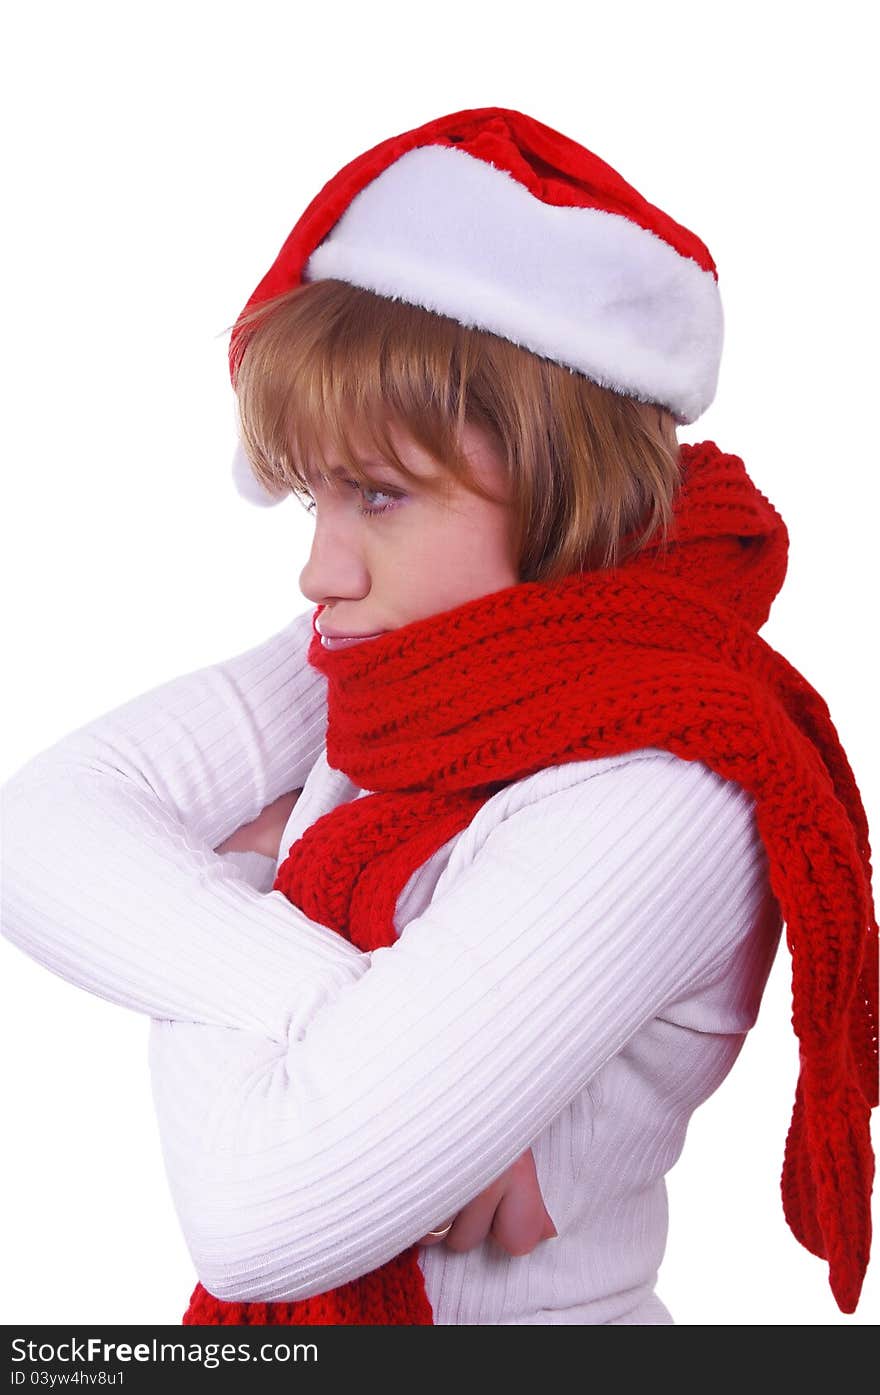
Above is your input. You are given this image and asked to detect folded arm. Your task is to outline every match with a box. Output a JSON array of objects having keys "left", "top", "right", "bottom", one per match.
[
  {"left": 148, "top": 754, "right": 768, "bottom": 1302},
  {"left": 0, "top": 611, "right": 368, "bottom": 1039}
]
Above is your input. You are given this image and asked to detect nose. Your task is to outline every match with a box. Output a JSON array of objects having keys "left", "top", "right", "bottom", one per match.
[{"left": 298, "top": 509, "right": 371, "bottom": 607}]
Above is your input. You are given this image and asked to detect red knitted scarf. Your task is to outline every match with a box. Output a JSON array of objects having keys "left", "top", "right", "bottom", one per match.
[{"left": 184, "top": 440, "right": 877, "bottom": 1323}]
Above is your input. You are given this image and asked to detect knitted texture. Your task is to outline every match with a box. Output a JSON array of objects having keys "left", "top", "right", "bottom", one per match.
[{"left": 183, "top": 440, "right": 877, "bottom": 1324}]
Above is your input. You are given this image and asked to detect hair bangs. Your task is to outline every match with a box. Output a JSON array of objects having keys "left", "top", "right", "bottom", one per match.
[
  {"left": 228, "top": 278, "right": 682, "bottom": 581},
  {"left": 231, "top": 282, "right": 502, "bottom": 510}
]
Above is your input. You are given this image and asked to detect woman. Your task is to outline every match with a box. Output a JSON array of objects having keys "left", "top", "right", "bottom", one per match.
[{"left": 2, "top": 105, "right": 875, "bottom": 1324}]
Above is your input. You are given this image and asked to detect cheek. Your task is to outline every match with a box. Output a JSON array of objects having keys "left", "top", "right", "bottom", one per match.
[
  {"left": 381, "top": 500, "right": 515, "bottom": 591},
  {"left": 439, "top": 515, "right": 516, "bottom": 590},
  {"left": 378, "top": 515, "right": 462, "bottom": 596},
  {"left": 457, "top": 506, "right": 517, "bottom": 573}
]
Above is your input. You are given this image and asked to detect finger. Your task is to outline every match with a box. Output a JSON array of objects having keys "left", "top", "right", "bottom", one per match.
[
  {"left": 416, "top": 1148, "right": 551, "bottom": 1254},
  {"left": 491, "top": 1185, "right": 550, "bottom": 1256},
  {"left": 490, "top": 1153, "right": 555, "bottom": 1256},
  {"left": 442, "top": 1184, "right": 505, "bottom": 1253},
  {"left": 418, "top": 1217, "right": 456, "bottom": 1246}
]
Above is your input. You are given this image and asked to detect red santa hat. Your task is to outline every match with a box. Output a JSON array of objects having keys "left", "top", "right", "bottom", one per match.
[{"left": 230, "top": 105, "right": 723, "bottom": 505}]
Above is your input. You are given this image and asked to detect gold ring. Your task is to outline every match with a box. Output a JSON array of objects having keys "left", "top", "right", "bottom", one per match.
[{"left": 426, "top": 1220, "right": 454, "bottom": 1238}]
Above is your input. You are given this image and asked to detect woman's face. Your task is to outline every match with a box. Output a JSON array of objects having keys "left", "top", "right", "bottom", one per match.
[{"left": 299, "top": 421, "right": 519, "bottom": 648}]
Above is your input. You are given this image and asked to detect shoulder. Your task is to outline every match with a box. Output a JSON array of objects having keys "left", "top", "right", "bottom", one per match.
[
  {"left": 426, "top": 747, "right": 771, "bottom": 992},
  {"left": 451, "top": 747, "right": 763, "bottom": 881},
  {"left": 487, "top": 746, "right": 755, "bottom": 825}
]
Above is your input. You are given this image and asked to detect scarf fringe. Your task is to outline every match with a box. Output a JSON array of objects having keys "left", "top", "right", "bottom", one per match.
[{"left": 782, "top": 1074, "right": 875, "bottom": 1314}]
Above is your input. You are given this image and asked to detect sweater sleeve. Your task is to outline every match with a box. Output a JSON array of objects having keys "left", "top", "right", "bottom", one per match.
[
  {"left": 0, "top": 610, "right": 369, "bottom": 1039},
  {"left": 147, "top": 751, "right": 771, "bottom": 1303}
]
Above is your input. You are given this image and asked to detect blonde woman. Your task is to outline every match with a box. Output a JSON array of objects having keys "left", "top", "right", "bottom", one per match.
[{"left": 2, "top": 106, "right": 875, "bottom": 1325}]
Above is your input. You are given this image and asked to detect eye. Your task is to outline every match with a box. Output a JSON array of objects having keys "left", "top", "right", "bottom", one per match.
[
  {"left": 299, "top": 479, "right": 403, "bottom": 518},
  {"left": 354, "top": 482, "right": 401, "bottom": 518}
]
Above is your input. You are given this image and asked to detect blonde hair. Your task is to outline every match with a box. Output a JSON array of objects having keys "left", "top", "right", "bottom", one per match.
[{"left": 231, "top": 279, "right": 682, "bottom": 582}]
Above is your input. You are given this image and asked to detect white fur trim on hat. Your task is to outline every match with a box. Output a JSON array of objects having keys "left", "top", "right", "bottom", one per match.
[
  {"left": 231, "top": 440, "right": 288, "bottom": 507},
  {"left": 303, "top": 145, "right": 722, "bottom": 425}
]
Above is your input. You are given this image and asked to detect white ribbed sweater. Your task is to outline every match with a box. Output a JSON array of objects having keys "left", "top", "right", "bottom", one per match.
[{"left": 0, "top": 609, "right": 783, "bottom": 1324}]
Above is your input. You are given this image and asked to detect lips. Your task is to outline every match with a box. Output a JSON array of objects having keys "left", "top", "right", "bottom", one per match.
[{"left": 320, "top": 631, "right": 386, "bottom": 649}]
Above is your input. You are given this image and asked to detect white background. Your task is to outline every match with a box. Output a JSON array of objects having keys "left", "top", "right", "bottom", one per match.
[{"left": 2, "top": 0, "right": 877, "bottom": 1328}]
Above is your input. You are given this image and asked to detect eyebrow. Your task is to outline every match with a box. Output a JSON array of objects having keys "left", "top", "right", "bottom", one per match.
[{"left": 302, "top": 460, "right": 403, "bottom": 485}]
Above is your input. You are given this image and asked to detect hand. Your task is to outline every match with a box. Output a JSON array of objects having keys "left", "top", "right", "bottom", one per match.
[
  {"left": 418, "top": 1147, "right": 557, "bottom": 1257},
  {"left": 214, "top": 790, "right": 303, "bottom": 860}
]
